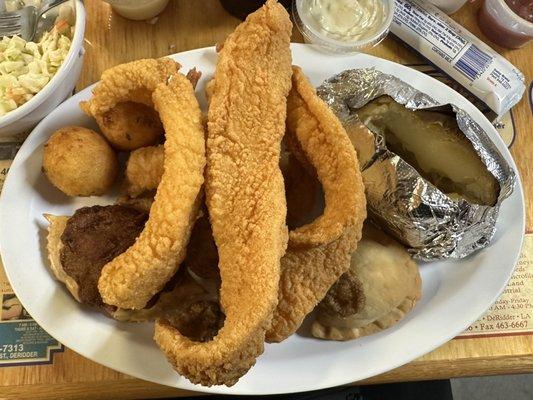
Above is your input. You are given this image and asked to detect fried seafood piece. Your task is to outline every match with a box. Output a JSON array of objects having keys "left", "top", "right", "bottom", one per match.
[
  {"left": 283, "top": 67, "right": 365, "bottom": 247},
  {"left": 85, "top": 66, "right": 203, "bottom": 152},
  {"left": 91, "top": 59, "right": 205, "bottom": 310},
  {"left": 266, "top": 67, "right": 367, "bottom": 343},
  {"left": 166, "top": 300, "right": 225, "bottom": 343},
  {"left": 80, "top": 58, "right": 180, "bottom": 114},
  {"left": 154, "top": 0, "right": 292, "bottom": 387},
  {"left": 123, "top": 145, "right": 164, "bottom": 197},
  {"left": 111, "top": 269, "right": 220, "bottom": 327},
  {"left": 116, "top": 192, "right": 155, "bottom": 214},
  {"left": 312, "top": 225, "right": 421, "bottom": 340}
]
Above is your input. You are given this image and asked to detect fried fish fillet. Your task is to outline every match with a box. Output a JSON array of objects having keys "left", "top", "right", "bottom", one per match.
[
  {"left": 80, "top": 58, "right": 180, "bottom": 114},
  {"left": 266, "top": 67, "right": 367, "bottom": 343},
  {"left": 154, "top": 0, "right": 292, "bottom": 386},
  {"left": 88, "top": 59, "right": 205, "bottom": 310}
]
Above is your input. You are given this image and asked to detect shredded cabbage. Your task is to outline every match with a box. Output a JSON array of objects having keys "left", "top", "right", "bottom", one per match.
[{"left": 0, "top": 22, "right": 73, "bottom": 116}]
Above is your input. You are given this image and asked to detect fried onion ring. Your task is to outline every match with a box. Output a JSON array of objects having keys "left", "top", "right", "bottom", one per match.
[
  {"left": 91, "top": 59, "right": 205, "bottom": 310},
  {"left": 154, "top": 0, "right": 292, "bottom": 386},
  {"left": 266, "top": 67, "right": 367, "bottom": 342}
]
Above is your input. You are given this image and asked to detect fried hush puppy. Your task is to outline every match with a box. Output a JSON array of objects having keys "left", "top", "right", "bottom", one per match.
[
  {"left": 42, "top": 126, "right": 118, "bottom": 196},
  {"left": 94, "top": 101, "right": 164, "bottom": 151},
  {"left": 154, "top": 0, "right": 293, "bottom": 387}
]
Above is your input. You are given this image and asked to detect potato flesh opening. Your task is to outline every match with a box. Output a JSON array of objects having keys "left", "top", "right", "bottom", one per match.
[{"left": 356, "top": 97, "right": 499, "bottom": 206}]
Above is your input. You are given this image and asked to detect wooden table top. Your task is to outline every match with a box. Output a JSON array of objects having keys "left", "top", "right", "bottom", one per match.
[{"left": 1, "top": 1, "right": 532, "bottom": 399}]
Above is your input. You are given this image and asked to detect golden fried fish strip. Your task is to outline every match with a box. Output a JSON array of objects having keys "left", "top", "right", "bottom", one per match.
[
  {"left": 97, "top": 64, "right": 205, "bottom": 310},
  {"left": 285, "top": 66, "right": 365, "bottom": 247},
  {"left": 266, "top": 68, "right": 366, "bottom": 342},
  {"left": 123, "top": 145, "right": 164, "bottom": 197},
  {"left": 269, "top": 226, "right": 360, "bottom": 342},
  {"left": 154, "top": 0, "right": 292, "bottom": 387},
  {"left": 80, "top": 58, "right": 180, "bottom": 114}
]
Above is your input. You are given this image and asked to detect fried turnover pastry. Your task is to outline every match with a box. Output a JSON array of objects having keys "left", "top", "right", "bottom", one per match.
[
  {"left": 312, "top": 225, "right": 421, "bottom": 341},
  {"left": 154, "top": 0, "right": 292, "bottom": 386},
  {"left": 83, "top": 59, "right": 206, "bottom": 310},
  {"left": 45, "top": 210, "right": 219, "bottom": 329},
  {"left": 266, "top": 67, "right": 366, "bottom": 343}
]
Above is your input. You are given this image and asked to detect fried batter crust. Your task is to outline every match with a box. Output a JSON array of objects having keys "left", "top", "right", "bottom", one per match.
[
  {"left": 154, "top": 0, "right": 292, "bottom": 387},
  {"left": 266, "top": 67, "right": 367, "bottom": 342},
  {"left": 95, "top": 60, "right": 206, "bottom": 310},
  {"left": 285, "top": 66, "right": 365, "bottom": 247},
  {"left": 80, "top": 58, "right": 180, "bottom": 113}
]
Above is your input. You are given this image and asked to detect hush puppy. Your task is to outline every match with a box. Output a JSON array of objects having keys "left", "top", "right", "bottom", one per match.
[
  {"left": 94, "top": 102, "right": 164, "bottom": 151},
  {"left": 43, "top": 126, "right": 118, "bottom": 196}
]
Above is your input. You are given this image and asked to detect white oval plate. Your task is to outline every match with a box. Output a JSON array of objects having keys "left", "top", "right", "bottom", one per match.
[{"left": 0, "top": 44, "right": 525, "bottom": 395}]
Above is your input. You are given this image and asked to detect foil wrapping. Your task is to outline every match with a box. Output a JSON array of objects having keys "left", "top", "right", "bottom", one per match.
[{"left": 317, "top": 69, "right": 516, "bottom": 260}]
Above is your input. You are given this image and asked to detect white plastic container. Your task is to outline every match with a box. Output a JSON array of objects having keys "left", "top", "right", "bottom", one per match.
[
  {"left": 104, "top": 0, "right": 170, "bottom": 20},
  {"left": 0, "top": 0, "right": 86, "bottom": 137},
  {"left": 426, "top": 0, "right": 467, "bottom": 14},
  {"left": 293, "top": 0, "right": 395, "bottom": 53}
]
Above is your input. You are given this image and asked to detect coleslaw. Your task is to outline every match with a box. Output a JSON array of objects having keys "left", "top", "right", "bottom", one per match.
[{"left": 0, "top": 20, "right": 73, "bottom": 116}]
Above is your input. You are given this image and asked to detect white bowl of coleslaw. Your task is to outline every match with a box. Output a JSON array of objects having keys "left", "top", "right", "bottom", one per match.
[{"left": 0, "top": 0, "right": 85, "bottom": 137}]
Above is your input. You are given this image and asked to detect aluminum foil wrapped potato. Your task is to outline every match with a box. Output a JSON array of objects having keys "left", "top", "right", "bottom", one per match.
[{"left": 318, "top": 69, "right": 515, "bottom": 260}]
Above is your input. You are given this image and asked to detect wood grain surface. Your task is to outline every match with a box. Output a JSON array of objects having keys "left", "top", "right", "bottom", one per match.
[{"left": 1, "top": 1, "right": 532, "bottom": 398}]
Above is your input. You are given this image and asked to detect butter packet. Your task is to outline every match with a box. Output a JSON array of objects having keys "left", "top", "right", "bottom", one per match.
[{"left": 391, "top": 0, "right": 525, "bottom": 117}]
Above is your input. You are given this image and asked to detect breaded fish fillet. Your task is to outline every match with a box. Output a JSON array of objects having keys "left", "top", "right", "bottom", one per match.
[
  {"left": 154, "top": 0, "right": 292, "bottom": 386},
  {"left": 93, "top": 60, "right": 206, "bottom": 310},
  {"left": 266, "top": 67, "right": 367, "bottom": 342}
]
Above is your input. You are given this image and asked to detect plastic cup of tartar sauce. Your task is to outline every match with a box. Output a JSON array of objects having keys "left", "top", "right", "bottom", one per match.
[{"left": 293, "top": 0, "right": 395, "bottom": 53}]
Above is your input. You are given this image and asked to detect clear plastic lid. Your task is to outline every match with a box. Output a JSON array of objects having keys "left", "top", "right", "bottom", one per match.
[
  {"left": 485, "top": 0, "right": 533, "bottom": 36},
  {"left": 293, "top": 0, "right": 395, "bottom": 53}
]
